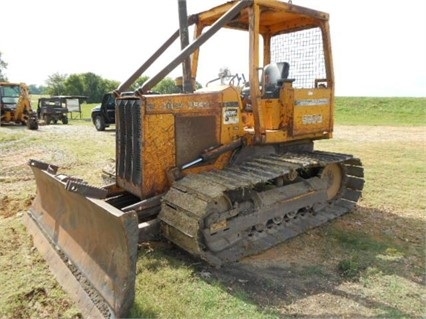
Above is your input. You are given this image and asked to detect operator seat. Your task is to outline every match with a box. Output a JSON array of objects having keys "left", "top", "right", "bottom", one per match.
[
  {"left": 241, "top": 61, "right": 290, "bottom": 110},
  {"left": 277, "top": 61, "right": 290, "bottom": 81},
  {"left": 263, "top": 62, "right": 290, "bottom": 98}
]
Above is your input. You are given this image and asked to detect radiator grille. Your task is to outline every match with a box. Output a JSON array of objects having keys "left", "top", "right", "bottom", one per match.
[{"left": 116, "top": 98, "right": 142, "bottom": 187}]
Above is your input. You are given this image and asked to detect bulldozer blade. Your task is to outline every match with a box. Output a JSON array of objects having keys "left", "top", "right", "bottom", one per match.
[{"left": 25, "top": 160, "right": 139, "bottom": 318}]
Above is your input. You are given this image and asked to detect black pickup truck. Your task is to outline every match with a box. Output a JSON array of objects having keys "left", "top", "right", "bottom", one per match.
[{"left": 91, "top": 93, "right": 115, "bottom": 131}]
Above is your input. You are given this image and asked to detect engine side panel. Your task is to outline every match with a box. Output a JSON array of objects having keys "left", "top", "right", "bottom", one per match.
[{"left": 116, "top": 87, "right": 245, "bottom": 199}]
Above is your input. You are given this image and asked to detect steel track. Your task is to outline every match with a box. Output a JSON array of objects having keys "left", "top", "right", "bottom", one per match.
[{"left": 160, "top": 150, "right": 364, "bottom": 266}]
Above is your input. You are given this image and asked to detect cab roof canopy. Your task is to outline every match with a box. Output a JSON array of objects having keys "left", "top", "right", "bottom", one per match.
[{"left": 195, "top": 0, "right": 329, "bottom": 36}]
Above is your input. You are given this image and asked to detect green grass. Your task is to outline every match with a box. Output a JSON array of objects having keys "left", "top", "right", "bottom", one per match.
[
  {"left": 317, "top": 135, "right": 425, "bottom": 213},
  {"left": 335, "top": 96, "right": 426, "bottom": 125},
  {"left": 0, "top": 218, "right": 80, "bottom": 319},
  {"left": 321, "top": 219, "right": 425, "bottom": 317},
  {"left": 131, "top": 250, "right": 277, "bottom": 318},
  {"left": 59, "top": 103, "right": 97, "bottom": 124},
  {"left": 1, "top": 96, "right": 425, "bottom": 318},
  {"left": 79, "top": 103, "right": 98, "bottom": 119},
  {"left": 332, "top": 228, "right": 392, "bottom": 280}
]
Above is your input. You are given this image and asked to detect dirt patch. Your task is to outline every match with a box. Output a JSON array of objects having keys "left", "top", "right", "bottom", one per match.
[
  {"left": 333, "top": 125, "right": 425, "bottom": 142},
  {"left": 0, "top": 123, "right": 115, "bottom": 216}
]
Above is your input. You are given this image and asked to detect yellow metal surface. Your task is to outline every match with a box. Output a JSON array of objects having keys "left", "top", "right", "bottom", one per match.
[
  {"left": 142, "top": 113, "right": 176, "bottom": 197},
  {"left": 292, "top": 88, "right": 332, "bottom": 136},
  {"left": 196, "top": 0, "right": 328, "bottom": 34},
  {"left": 280, "top": 80, "right": 295, "bottom": 132},
  {"left": 261, "top": 99, "right": 282, "bottom": 130},
  {"left": 140, "top": 86, "right": 247, "bottom": 196},
  {"left": 184, "top": 152, "right": 233, "bottom": 176},
  {"left": 219, "top": 86, "right": 245, "bottom": 143},
  {"left": 144, "top": 90, "right": 222, "bottom": 115},
  {"left": 242, "top": 111, "right": 254, "bottom": 128},
  {"left": 0, "top": 82, "right": 34, "bottom": 124}
]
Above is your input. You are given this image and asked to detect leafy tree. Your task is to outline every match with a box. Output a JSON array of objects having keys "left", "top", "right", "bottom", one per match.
[
  {"left": 45, "top": 73, "right": 67, "bottom": 95},
  {"left": 63, "top": 73, "right": 119, "bottom": 102},
  {"left": 195, "top": 80, "right": 203, "bottom": 90},
  {"left": 28, "top": 84, "right": 47, "bottom": 94},
  {"left": 131, "top": 76, "right": 150, "bottom": 91},
  {"left": 103, "top": 78, "right": 120, "bottom": 93},
  {"left": 0, "top": 52, "right": 8, "bottom": 81},
  {"left": 81, "top": 72, "right": 107, "bottom": 103},
  {"left": 153, "top": 77, "right": 179, "bottom": 94},
  {"left": 64, "top": 74, "right": 85, "bottom": 96},
  {"left": 44, "top": 71, "right": 205, "bottom": 103},
  {"left": 152, "top": 77, "right": 202, "bottom": 93},
  {"left": 46, "top": 72, "right": 121, "bottom": 103}
]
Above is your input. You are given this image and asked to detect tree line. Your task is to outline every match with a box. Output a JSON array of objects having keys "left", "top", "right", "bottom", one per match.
[{"left": 0, "top": 52, "right": 197, "bottom": 103}]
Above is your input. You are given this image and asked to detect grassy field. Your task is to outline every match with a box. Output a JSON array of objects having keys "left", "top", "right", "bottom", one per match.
[
  {"left": 0, "top": 96, "right": 425, "bottom": 318},
  {"left": 334, "top": 96, "right": 425, "bottom": 126}
]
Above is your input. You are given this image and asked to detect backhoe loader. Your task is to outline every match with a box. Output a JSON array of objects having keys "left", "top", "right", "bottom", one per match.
[
  {"left": 25, "top": 1, "right": 364, "bottom": 317},
  {"left": 0, "top": 82, "right": 38, "bottom": 129}
]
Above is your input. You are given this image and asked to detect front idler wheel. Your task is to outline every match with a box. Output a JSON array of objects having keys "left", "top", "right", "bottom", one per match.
[{"left": 320, "top": 163, "right": 344, "bottom": 200}]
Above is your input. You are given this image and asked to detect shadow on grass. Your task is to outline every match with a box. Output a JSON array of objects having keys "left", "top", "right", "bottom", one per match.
[{"left": 131, "top": 206, "right": 425, "bottom": 318}]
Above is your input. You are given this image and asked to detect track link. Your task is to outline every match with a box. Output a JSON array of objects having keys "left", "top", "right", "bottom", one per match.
[{"left": 159, "top": 151, "right": 364, "bottom": 266}]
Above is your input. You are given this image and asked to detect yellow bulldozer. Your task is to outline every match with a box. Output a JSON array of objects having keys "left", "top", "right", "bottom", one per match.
[
  {"left": 25, "top": 1, "right": 364, "bottom": 317},
  {"left": 0, "top": 82, "right": 38, "bottom": 129}
]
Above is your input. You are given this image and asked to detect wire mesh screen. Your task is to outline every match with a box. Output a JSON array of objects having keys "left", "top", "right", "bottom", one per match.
[{"left": 271, "top": 27, "right": 326, "bottom": 89}]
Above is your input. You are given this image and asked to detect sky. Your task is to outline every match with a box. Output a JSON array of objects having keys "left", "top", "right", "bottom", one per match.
[{"left": 2, "top": 0, "right": 425, "bottom": 97}]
